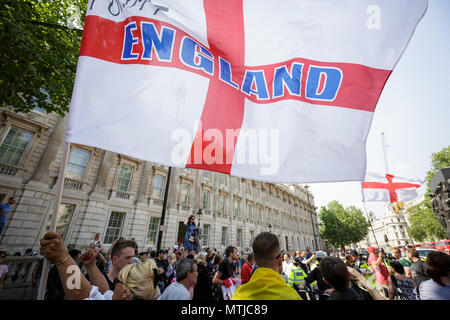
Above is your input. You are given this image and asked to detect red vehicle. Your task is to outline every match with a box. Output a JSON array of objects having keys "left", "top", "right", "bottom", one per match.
[{"left": 413, "top": 240, "right": 450, "bottom": 252}]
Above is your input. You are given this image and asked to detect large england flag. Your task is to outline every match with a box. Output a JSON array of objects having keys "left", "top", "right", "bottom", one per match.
[{"left": 66, "top": 0, "right": 428, "bottom": 183}]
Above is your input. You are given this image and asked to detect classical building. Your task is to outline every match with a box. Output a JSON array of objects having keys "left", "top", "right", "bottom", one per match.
[
  {"left": 357, "top": 204, "right": 413, "bottom": 251},
  {"left": 0, "top": 107, "right": 323, "bottom": 253}
]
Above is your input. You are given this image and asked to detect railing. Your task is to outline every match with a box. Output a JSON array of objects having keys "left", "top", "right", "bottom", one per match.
[
  {"left": 115, "top": 190, "right": 131, "bottom": 199},
  {"left": 0, "top": 163, "right": 19, "bottom": 176},
  {"left": 0, "top": 256, "right": 40, "bottom": 300},
  {"left": 63, "top": 177, "right": 83, "bottom": 190}
]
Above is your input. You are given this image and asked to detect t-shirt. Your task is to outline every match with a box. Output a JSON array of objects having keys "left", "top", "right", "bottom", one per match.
[
  {"left": 157, "top": 281, "right": 191, "bottom": 300},
  {"left": 0, "top": 264, "right": 8, "bottom": 278},
  {"left": 399, "top": 257, "right": 412, "bottom": 269},
  {"left": 0, "top": 203, "right": 11, "bottom": 223},
  {"left": 368, "top": 255, "right": 389, "bottom": 285},
  {"left": 218, "top": 258, "right": 234, "bottom": 280},
  {"left": 418, "top": 279, "right": 450, "bottom": 300},
  {"left": 240, "top": 262, "right": 253, "bottom": 285},
  {"left": 411, "top": 259, "right": 428, "bottom": 286},
  {"left": 328, "top": 287, "right": 361, "bottom": 300}
]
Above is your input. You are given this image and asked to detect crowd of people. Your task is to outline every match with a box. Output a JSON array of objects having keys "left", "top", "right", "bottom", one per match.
[{"left": 0, "top": 213, "right": 449, "bottom": 300}]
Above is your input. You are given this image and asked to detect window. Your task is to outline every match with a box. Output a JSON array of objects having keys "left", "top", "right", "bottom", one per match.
[
  {"left": 257, "top": 207, "right": 261, "bottom": 221},
  {"left": 247, "top": 203, "right": 252, "bottom": 220},
  {"left": 234, "top": 199, "right": 240, "bottom": 217},
  {"left": 221, "top": 174, "right": 227, "bottom": 185},
  {"left": 116, "top": 164, "right": 134, "bottom": 192},
  {"left": 180, "top": 183, "right": 190, "bottom": 206},
  {"left": 250, "top": 231, "right": 255, "bottom": 245},
  {"left": 256, "top": 187, "right": 260, "bottom": 200},
  {"left": 43, "top": 203, "right": 75, "bottom": 240},
  {"left": 234, "top": 178, "right": 240, "bottom": 191},
  {"left": 246, "top": 182, "right": 251, "bottom": 195},
  {"left": 146, "top": 217, "right": 160, "bottom": 246},
  {"left": 0, "top": 127, "right": 34, "bottom": 166},
  {"left": 237, "top": 228, "right": 242, "bottom": 247},
  {"left": 204, "top": 170, "right": 210, "bottom": 179},
  {"left": 184, "top": 168, "right": 191, "bottom": 172},
  {"left": 202, "top": 189, "right": 210, "bottom": 210},
  {"left": 222, "top": 227, "right": 228, "bottom": 246},
  {"left": 219, "top": 194, "right": 226, "bottom": 215},
  {"left": 202, "top": 224, "right": 210, "bottom": 247},
  {"left": 65, "top": 147, "right": 90, "bottom": 180},
  {"left": 104, "top": 211, "right": 126, "bottom": 244},
  {"left": 152, "top": 175, "right": 165, "bottom": 199}
]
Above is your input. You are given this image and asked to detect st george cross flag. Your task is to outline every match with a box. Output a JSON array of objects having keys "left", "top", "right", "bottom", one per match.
[
  {"left": 66, "top": 0, "right": 428, "bottom": 183},
  {"left": 361, "top": 172, "right": 425, "bottom": 203}
]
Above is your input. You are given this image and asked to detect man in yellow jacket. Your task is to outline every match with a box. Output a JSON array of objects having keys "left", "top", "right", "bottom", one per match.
[{"left": 232, "top": 232, "right": 301, "bottom": 300}]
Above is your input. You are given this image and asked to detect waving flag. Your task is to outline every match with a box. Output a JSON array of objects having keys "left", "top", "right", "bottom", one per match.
[
  {"left": 66, "top": 0, "right": 428, "bottom": 183},
  {"left": 361, "top": 172, "right": 425, "bottom": 203}
]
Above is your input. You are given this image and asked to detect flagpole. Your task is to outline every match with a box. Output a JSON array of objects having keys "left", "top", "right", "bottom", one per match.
[
  {"left": 157, "top": 166, "right": 172, "bottom": 251},
  {"left": 37, "top": 142, "right": 71, "bottom": 300}
]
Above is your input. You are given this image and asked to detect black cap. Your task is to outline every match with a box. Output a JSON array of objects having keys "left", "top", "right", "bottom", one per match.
[
  {"left": 349, "top": 250, "right": 359, "bottom": 256},
  {"left": 293, "top": 258, "right": 301, "bottom": 266}
]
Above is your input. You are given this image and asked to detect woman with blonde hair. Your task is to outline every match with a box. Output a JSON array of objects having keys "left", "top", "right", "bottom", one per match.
[{"left": 114, "top": 259, "right": 160, "bottom": 300}]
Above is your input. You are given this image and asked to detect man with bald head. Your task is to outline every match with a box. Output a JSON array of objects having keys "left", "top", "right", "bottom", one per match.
[{"left": 232, "top": 232, "right": 301, "bottom": 300}]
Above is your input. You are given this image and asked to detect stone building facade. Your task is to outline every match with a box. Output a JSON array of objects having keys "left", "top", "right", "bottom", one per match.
[
  {"left": 357, "top": 205, "right": 413, "bottom": 251},
  {"left": 0, "top": 107, "right": 323, "bottom": 253}
]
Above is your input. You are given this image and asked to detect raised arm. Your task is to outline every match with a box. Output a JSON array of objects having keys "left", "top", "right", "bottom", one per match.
[
  {"left": 212, "top": 271, "right": 224, "bottom": 286},
  {"left": 80, "top": 249, "right": 110, "bottom": 294},
  {"left": 40, "top": 231, "right": 92, "bottom": 300}
]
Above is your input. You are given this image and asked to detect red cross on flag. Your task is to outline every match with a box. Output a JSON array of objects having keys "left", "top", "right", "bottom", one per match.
[
  {"left": 361, "top": 172, "right": 425, "bottom": 203},
  {"left": 66, "top": 0, "right": 428, "bottom": 183}
]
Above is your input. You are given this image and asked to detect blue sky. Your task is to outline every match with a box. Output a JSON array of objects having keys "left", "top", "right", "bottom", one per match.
[{"left": 308, "top": 0, "right": 450, "bottom": 217}]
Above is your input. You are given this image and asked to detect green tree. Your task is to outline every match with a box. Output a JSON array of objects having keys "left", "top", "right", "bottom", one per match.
[
  {"left": 318, "top": 201, "right": 370, "bottom": 250},
  {"left": 405, "top": 145, "right": 449, "bottom": 242},
  {"left": 0, "top": 0, "right": 87, "bottom": 115}
]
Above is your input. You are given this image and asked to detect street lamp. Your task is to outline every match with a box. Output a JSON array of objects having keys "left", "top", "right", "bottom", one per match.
[{"left": 196, "top": 208, "right": 203, "bottom": 226}]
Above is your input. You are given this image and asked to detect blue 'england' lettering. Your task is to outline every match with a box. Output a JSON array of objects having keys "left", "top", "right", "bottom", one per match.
[
  {"left": 180, "top": 37, "right": 214, "bottom": 75},
  {"left": 273, "top": 63, "right": 303, "bottom": 98},
  {"left": 141, "top": 22, "right": 175, "bottom": 61},
  {"left": 241, "top": 70, "right": 269, "bottom": 100},
  {"left": 219, "top": 57, "right": 239, "bottom": 89},
  {"left": 306, "top": 66, "right": 342, "bottom": 101},
  {"left": 122, "top": 22, "right": 139, "bottom": 60}
]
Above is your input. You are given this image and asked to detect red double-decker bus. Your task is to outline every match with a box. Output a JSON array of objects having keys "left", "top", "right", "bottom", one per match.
[{"left": 414, "top": 240, "right": 450, "bottom": 252}]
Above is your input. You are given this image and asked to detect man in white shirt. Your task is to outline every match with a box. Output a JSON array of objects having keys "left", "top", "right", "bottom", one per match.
[{"left": 158, "top": 258, "right": 198, "bottom": 300}]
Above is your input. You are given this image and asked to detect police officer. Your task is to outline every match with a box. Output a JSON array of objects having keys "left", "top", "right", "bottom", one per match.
[{"left": 288, "top": 258, "right": 308, "bottom": 299}]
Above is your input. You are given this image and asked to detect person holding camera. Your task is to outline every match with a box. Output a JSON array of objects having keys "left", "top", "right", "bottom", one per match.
[{"left": 368, "top": 247, "right": 391, "bottom": 298}]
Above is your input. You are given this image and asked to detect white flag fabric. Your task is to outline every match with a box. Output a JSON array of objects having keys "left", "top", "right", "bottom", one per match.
[
  {"left": 361, "top": 172, "right": 425, "bottom": 203},
  {"left": 66, "top": 0, "right": 428, "bottom": 183}
]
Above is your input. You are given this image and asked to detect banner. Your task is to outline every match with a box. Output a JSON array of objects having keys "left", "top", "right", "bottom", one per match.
[
  {"left": 361, "top": 172, "right": 425, "bottom": 203},
  {"left": 66, "top": 0, "right": 428, "bottom": 183}
]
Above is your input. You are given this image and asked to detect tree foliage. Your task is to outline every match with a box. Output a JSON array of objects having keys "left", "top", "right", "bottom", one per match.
[
  {"left": 406, "top": 145, "right": 449, "bottom": 242},
  {"left": 318, "top": 200, "right": 370, "bottom": 249},
  {"left": 0, "top": 0, "right": 87, "bottom": 115}
]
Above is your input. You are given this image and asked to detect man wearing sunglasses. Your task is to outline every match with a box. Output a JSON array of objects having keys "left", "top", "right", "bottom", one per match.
[{"left": 232, "top": 232, "right": 301, "bottom": 300}]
